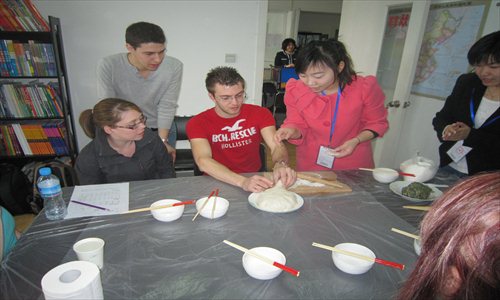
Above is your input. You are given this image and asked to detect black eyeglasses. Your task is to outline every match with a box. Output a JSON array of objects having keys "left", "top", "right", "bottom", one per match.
[{"left": 114, "top": 115, "right": 147, "bottom": 130}]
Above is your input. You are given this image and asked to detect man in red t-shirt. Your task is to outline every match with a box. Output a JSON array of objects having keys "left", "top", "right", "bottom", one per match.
[{"left": 187, "top": 67, "right": 296, "bottom": 192}]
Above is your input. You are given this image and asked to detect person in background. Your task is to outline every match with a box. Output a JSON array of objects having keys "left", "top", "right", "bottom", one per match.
[
  {"left": 187, "top": 66, "right": 296, "bottom": 192},
  {"left": 0, "top": 206, "right": 18, "bottom": 261},
  {"left": 75, "top": 98, "right": 174, "bottom": 185},
  {"left": 274, "top": 38, "right": 297, "bottom": 68},
  {"left": 397, "top": 172, "right": 499, "bottom": 300},
  {"left": 274, "top": 39, "right": 388, "bottom": 171},
  {"left": 97, "top": 21, "right": 183, "bottom": 162},
  {"left": 432, "top": 30, "right": 500, "bottom": 177}
]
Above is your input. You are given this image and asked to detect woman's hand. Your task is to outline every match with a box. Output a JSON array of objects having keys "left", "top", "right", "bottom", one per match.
[
  {"left": 330, "top": 138, "right": 360, "bottom": 158},
  {"left": 274, "top": 127, "right": 301, "bottom": 144},
  {"left": 272, "top": 162, "right": 296, "bottom": 188},
  {"left": 442, "top": 122, "right": 471, "bottom": 141}
]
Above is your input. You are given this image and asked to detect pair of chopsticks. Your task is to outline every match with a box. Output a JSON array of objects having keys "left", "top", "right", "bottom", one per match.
[
  {"left": 391, "top": 228, "right": 420, "bottom": 240},
  {"left": 192, "top": 189, "right": 219, "bottom": 221},
  {"left": 358, "top": 168, "right": 415, "bottom": 177},
  {"left": 122, "top": 200, "right": 195, "bottom": 214},
  {"left": 297, "top": 173, "right": 345, "bottom": 188},
  {"left": 312, "top": 242, "right": 405, "bottom": 270},
  {"left": 403, "top": 205, "right": 430, "bottom": 211},
  {"left": 223, "top": 240, "right": 300, "bottom": 277}
]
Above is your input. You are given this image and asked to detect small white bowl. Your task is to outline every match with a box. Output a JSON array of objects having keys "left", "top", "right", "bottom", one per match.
[
  {"left": 150, "top": 199, "right": 184, "bottom": 222},
  {"left": 242, "top": 247, "right": 285, "bottom": 280},
  {"left": 414, "top": 238, "right": 421, "bottom": 256},
  {"left": 195, "top": 196, "right": 229, "bottom": 219},
  {"left": 372, "top": 168, "right": 399, "bottom": 183},
  {"left": 331, "top": 243, "right": 375, "bottom": 275}
]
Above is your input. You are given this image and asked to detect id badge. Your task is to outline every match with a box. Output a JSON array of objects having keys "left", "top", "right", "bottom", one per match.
[
  {"left": 316, "top": 145, "right": 335, "bottom": 168},
  {"left": 446, "top": 140, "right": 472, "bottom": 163}
]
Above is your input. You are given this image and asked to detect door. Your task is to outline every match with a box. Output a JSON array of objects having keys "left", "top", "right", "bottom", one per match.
[{"left": 339, "top": 0, "right": 430, "bottom": 168}]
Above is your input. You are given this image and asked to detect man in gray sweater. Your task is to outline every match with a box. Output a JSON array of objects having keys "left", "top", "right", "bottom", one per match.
[{"left": 97, "top": 21, "right": 183, "bottom": 160}]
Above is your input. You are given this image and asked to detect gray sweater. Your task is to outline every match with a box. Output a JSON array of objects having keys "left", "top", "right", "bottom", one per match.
[
  {"left": 75, "top": 128, "right": 175, "bottom": 185},
  {"left": 97, "top": 53, "right": 183, "bottom": 130}
]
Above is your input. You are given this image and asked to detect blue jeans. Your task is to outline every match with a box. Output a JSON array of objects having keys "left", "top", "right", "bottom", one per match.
[
  {"left": 167, "top": 122, "right": 177, "bottom": 147},
  {"left": 150, "top": 123, "right": 177, "bottom": 147}
]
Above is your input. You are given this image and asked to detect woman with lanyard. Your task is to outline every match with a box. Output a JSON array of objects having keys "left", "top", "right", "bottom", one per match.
[
  {"left": 433, "top": 30, "right": 500, "bottom": 177},
  {"left": 274, "top": 39, "right": 388, "bottom": 171}
]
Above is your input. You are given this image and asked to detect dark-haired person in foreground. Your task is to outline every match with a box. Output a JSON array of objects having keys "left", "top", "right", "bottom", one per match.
[
  {"left": 97, "top": 21, "right": 182, "bottom": 161},
  {"left": 274, "top": 39, "right": 388, "bottom": 171},
  {"left": 433, "top": 30, "right": 500, "bottom": 176},
  {"left": 187, "top": 67, "right": 296, "bottom": 192},
  {"left": 397, "top": 172, "right": 499, "bottom": 300}
]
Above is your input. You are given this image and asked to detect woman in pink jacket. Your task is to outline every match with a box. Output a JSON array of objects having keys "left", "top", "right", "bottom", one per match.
[{"left": 274, "top": 40, "right": 388, "bottom": 171}]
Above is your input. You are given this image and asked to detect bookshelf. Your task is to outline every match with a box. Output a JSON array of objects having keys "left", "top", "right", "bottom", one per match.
[{"left": 0, "top": 15, "right": 78, "bottom": 165}]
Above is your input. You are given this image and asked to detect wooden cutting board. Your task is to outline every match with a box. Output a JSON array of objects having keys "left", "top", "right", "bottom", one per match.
[{"left": 263, "top": 171, "right": 352, "bottom": 195}]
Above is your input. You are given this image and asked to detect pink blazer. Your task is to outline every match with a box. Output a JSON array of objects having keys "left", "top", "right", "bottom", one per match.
[{"left": 282, "top": 76, "right": 388, "bottom": 171}]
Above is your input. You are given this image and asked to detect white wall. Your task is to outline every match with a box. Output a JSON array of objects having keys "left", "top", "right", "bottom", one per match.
[{"left": 34, "top": 0, "right": 267, "bottom": 150}]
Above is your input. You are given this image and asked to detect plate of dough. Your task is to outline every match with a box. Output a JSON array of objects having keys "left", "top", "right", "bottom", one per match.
[{"left": 248, "top": 181, "right": 304, "bottom": 213}]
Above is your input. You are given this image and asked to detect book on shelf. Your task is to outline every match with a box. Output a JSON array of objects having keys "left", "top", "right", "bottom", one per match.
[
  {"left": 0, "top": 81, "right": 62, "bottom": 118},
  {"left": 0, "top": 122, "right": 66, "bottom": 156},
  {"left": 0, "top": 39, "right": 56, "bottom": 77},
  {"left": 0, "top": 0, "right": 50, "bottom": 32}
]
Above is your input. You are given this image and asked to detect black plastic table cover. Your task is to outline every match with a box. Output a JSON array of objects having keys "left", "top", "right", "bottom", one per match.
[{"left": 0, "top": 170, "right": 459, "bottom": 299}]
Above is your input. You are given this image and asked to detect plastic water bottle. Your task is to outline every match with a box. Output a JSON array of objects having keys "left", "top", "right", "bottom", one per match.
[{"left": 37, "top": 167, "right": 67, "bottom": 220}]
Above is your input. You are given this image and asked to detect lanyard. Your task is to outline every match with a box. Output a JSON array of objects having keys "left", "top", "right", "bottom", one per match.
[
  {"left": 469, "top": 89, "right": 500, "bottom": 129},
  {"left": 328, "top": 86, "right": 342, "bottom": 144}
]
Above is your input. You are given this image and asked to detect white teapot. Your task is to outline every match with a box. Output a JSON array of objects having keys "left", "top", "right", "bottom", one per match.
[{"left": 400, "top": 154, "right": 438, "bottom": 183}]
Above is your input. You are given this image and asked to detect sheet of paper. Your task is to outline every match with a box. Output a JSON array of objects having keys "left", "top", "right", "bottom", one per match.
[{"left": 65, "top": 182, "right": 129, "bottom": 219}]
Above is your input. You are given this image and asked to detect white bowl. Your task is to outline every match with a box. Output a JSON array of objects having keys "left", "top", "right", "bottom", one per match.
[
  {"left": 372, "top": 168, "right": 399, "bottom": 183},
  {"left": 331, "top": 243, "right": 375, "bottom": 275},
  {"left": 150, "top": 199, "right": 185, "bottom": 222},
  {"left": 242, "top": 247, "right": 285, "bottom": 280},
  {"left": 195, "top": 196, "right": 229, "bottom": 219},
  {"left": 414, "top": 238, "right": 421, "bottom": 256},
  {"left": 400, "top": 157, "right": 438, "bottom": 183}
]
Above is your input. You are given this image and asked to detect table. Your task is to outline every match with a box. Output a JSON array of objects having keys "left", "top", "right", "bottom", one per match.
[{"left": 0, "top": 170, "right": 459, "bottom": 299}]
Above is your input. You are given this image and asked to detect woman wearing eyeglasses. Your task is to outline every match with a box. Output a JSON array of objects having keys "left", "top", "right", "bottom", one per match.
[{"left": 75, "top": 98, "right": 174, "bottom": 184}]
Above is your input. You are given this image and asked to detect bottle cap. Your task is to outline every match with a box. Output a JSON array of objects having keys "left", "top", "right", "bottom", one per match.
[{"left": 39, "top": 167, "right": 52, "bottom": 176}]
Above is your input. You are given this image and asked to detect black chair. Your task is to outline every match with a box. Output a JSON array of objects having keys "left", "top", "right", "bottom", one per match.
[
  {"left": 262, "top": 82, "right": 277, "bottom": 113},
  {"left": 273, "top": 92, "right": 286, "bottom": 128},
  {"left": 173, "top": 116, "right": 201, "bottom": 176}
]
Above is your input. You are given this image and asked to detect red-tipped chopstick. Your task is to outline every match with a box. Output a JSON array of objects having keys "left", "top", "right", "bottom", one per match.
[
  {"left": 312, "top": 242, "right": 405, "bottom": 270},
  {"left": 211, "top": 189, "right": 219, "bottom": 219},
  {"left": 399, "top": 172, "right": 415, "bottom": 177},
  {"left": 223, "top": 240, "right": 300, "bottom": 277},
  {"left": 192, "top": 189, "right": 218, "bottom": 221},
  {"left": 123, "top": 200, "right": 195, "bottom": 214},
  {"left": 374, "top": 258, "right": 405, "bottom": 270}
]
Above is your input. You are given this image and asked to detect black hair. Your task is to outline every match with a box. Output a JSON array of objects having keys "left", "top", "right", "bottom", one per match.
[
  {"left": 125, "top": 22, "right": 166, "bottom": 49},
  {"left": 467, "top": 31, "right": 500, "bottom": 66},
  {"left": 205, "top": 66, "right": 245, "bottom": 95},
  {"left": 295, "top": 39, "right": 357, "bottom": 89},
  {"left": 281, "top": 38, "right": 297, "bottom": 51}
]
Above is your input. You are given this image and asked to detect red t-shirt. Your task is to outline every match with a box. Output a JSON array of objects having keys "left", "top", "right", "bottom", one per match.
[{"left": 187, "top": 104, "right": 275, "bottom": 173}]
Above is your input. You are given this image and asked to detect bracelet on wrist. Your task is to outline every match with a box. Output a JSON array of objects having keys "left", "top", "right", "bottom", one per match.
[{"left": 355, "top": 137, "right": 361, "bottom": 144}]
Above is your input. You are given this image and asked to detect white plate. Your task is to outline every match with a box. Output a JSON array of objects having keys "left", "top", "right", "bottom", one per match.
[
  {"left": 389, "top": 181, "right": 443, "bottom": 202},
  {"left": 248, "top": 192, "right": 304, "bottom": 213}
]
